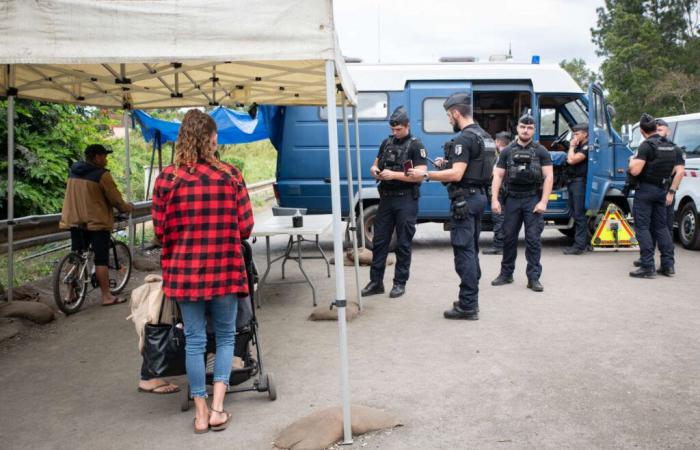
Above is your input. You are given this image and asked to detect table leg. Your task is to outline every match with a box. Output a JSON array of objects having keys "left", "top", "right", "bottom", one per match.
[
  {"left": 315, "top": 234, "right": 331, "bottom": 278},
  {"left": 281, "top": 236, "right": 293, "bottom": 280},
  {"left": 256, "top": 236, "right": 273, "bottom": 308},
  {"left": 295, "top": 234, "right": 316, "bottom": 306}
]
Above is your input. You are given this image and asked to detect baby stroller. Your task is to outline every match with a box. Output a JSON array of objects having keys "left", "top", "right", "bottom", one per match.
[{"left": 180, "top": 240, "right": 276, "bottom": 411}]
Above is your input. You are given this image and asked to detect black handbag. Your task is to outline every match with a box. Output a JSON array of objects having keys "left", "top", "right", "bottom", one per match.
[{"left": 142, "top": 297, "right": 186, "bottom": 378}]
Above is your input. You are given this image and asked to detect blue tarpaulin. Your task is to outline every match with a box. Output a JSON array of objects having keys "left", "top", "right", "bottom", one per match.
[{"left": 133, "top": 106, "right": 279, "bottom": 146}]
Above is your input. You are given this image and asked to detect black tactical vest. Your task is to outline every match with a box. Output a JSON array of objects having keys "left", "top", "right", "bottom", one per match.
[
  {"left": 443, "top": 125, "right": 497, "bottom": 188},
  {"left": 378, "top": 135, "right": 415, "bottom": 190},
  {"left": 640, "top": 136, "right": 677, "bottom": 186},
  {"left": 506, "top": 144, "right": 543, "bottom": 192}
]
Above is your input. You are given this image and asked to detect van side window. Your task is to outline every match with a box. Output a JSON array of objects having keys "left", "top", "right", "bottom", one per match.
[
  {"left": 540, "top": 108, "right": 556, "bottom": 136},
  {"left": 319, "top": 92, "right": 388, "bottom": 120},
  {"left": 674, "top": 119, "right": 700, "bottom": 155},
  {"left": 423, "top": 98, "right": 453, "bottom": 133}
]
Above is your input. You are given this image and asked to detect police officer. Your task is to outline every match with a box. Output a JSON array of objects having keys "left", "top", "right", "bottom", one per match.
[
  {"left": 632, "top": 118, "right": 684, "bottom": 269},
  {"left": 483, "top": 131, "right": 512, "bottom": 255},
  {"left": 410, "top": 93, "right": 495, "bottom": 320},
  {"left": 490, "top": 114, "right": 554, "bottom": 292},
  {"left": 563, "top": 123, "right": 590, "bottom": 255},
  {"left": 628, "top": 114, "right": 685, "bottom": 278},
  {"left": 361, "top": 106, "right": 427, "bottom": 298}
]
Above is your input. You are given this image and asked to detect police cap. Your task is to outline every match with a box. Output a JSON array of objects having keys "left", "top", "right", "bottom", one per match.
[
  {"left": 518, "top": 113, "right": 536, "bottom": 125},
  {"left": 84, "top": 144, "right": 113, "bottom": 158},
  {"left": 572, "top": 122, "right": 588, "bottom": 132},
  {"left": 443, "top": 93, "right": 471, "bottom": 111},
  {"left": 639, "top": 113, "right": 657, "bottom": 133},
  {"left": 389, "top": 106, "right": 409, "bottom": 126},
  {"left": 656, "top": 118, "right": 669, "bottom": 127}
]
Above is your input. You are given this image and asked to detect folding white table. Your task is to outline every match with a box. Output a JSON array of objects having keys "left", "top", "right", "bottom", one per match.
[{"left": 251, "top": 214, "right": 333, "bottom": 306}]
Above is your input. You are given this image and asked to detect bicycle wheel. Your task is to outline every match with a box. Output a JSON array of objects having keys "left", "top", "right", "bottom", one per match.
[
  {"left": 108, "top": 241, "right": 132, "bottom": 294},
  {"left": 52, "top": 252, "right": 88, "bottom": 315}
]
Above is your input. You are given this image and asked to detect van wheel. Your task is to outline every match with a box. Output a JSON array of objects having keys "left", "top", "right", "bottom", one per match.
[
  {"left": 360, "top": 204, "right": 397, "bottom": 251},
  {"left": 678, "top": 202, "right": 700, "bottom": 250}
]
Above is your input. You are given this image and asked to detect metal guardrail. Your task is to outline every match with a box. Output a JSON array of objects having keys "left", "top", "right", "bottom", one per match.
[
  {"left": 0, "top": 179, "right": 274, "bottom": 255},
  {"left": 0, "top": 201, "right": 153, "bottom": 254}
]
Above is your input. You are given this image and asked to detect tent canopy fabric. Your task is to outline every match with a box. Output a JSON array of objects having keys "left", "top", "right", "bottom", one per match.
[
  {"left": 133, "top": 106, "right": 278, "bottom": 146},
  {"left": 0, "top": 0, "right": 357, "bottom": 108}
]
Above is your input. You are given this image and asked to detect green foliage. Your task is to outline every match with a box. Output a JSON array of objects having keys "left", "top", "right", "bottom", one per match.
[
  {"left": 0, "top": 100, "right": 113, "bottom": 218},
  {"left": 592, "top": 0, "right": 700, "bottom": 126},
  {"left": 1, "top": 103, "right": 276, "bottom": 219},
  {"left": 560, "top": 58, "right": 598, "bottom": 90}
]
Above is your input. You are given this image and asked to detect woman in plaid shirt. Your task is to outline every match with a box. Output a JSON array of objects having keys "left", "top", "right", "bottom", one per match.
[{"left": 152, "top": 110, "right": 254, "bottom": 434}]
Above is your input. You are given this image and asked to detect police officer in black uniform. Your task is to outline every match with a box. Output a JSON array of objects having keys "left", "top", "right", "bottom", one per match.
[
  {"left": 563, "top": 122, "right": 590, "bottom": 255},
  {"left": 483, "top": 131, "right": 512, "bottom": 256},
  {"left": 628, "top": 114, "right": 685, "bottom": 278},
  {"left": 410, "top": 93, "right": 495, "bottom": 320},
  {"left": 490, "top": 114, "right": 554, "bottom": 292},
  {"left": 361, "top": 106, "right": 427, "bottom": 298}
]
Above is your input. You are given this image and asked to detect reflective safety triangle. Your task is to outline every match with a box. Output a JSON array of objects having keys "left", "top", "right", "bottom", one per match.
[{"left": 591, "top": 203, "right": 638, "bottom": 248}]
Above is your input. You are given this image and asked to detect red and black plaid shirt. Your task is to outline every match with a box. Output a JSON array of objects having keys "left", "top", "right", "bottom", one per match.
[{"left": 152, "top": 161, "right": 254, "bottom": 302}]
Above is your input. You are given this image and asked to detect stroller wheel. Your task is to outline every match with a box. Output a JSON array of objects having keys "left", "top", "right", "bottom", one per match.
[
  {"left": 180, "top": 383, "right": 191, "bottom": 412},
  {"left": 266, "top": 373, "right": 277, "bottom": 401}
]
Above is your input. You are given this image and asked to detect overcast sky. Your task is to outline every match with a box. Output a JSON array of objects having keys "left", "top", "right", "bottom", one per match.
[{"left": 333, "top": 0, "right": 605, "bottom": 70}]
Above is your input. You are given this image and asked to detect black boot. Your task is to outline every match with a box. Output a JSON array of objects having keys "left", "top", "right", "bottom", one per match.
[
  {"left": 633, "top": 259, "right": 642, "bottom": 267},
  {"left": 361, "top": 281, "right": 385, "bottom": 297},
  {"left": 527, "top": 279, "right": 544, "bottom": 292},
  {"left": 389, "top": 284, "right": 405, "bottom": 298},
  {"left": 657, "top": 266, "right": 675, "bottom": 277},
  {"left": 629, "top": 268, "right": 656, "bottom": 279},
  {"left": 444, "top": 305, "right": 479, "bottom": 320},
  {"left": 491, "top": 274, "right": 514, "bottom": 286},
  {"left": 482, "top": 247, "right": 503, "bottom": 255}
]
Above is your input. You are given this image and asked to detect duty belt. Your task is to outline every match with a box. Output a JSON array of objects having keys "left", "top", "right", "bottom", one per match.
[
  {"left": 379, "top": 188, "right": 413, "bottom": 197},
  {"left": 507, "top": 189, "right": 539, "bottom": 198},
  {"left": 567, "top": 177, "right": 585, "bottom": 184}
]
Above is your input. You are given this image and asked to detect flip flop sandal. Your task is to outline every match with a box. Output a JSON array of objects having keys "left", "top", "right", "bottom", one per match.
[
  {"left": 193, "top": 419, "right": 210, "bottom": 435},
  {"left": 102, "top": 297, "right": 128, "bottom": 307},
  {"left": 137, "top": 383, "right": 180, "bottom": 394},
  {"left": 209, "top": 409, "right": 232, "bottom": 432}
]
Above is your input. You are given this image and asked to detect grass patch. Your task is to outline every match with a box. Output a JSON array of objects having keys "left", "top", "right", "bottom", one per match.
[{"left": 219, "top": 139, "right": 277, "bottom": 183}]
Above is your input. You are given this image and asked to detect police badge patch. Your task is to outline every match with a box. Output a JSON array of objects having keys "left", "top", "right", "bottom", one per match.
[
  {"left": 420, "top": 148, "right": 427, "bottom": 158},
  {"left": 455, "top": 144, "right": 463, "bottom": 156}
]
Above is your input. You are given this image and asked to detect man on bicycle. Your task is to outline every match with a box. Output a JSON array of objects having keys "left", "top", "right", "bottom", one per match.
[{"left": 59, "top": 144, "right": 133, "bottom": 306}]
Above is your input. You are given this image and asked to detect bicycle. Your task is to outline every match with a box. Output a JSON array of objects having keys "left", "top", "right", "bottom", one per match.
[{"left": 52, "top": 215, "right": 133, "bottom": 315}]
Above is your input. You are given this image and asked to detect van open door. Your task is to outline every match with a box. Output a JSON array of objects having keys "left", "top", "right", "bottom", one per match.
[{"left": 585, "top": 83, "right": 613, "bottom": 213}]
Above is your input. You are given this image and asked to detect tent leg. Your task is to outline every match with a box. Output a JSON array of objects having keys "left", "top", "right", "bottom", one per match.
[
  {"left": 5, "top": 92, "right": 15, "bottom": 302},
  {"left": 325, "top": 59, "right": 352, "bottom": 445},
  {"left": 353, "top": 108, "right": 365, "bottom": 249},
  {"left": 123, "top": 111, "right": 134, "bottom": 254},
  {"left": 342, "top": 103, "right": 362, "bottom": 311}
]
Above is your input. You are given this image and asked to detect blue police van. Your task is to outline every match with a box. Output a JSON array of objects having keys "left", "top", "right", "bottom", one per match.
[{"left": 270, "top": 62, "right": 632, "bottom": 247}]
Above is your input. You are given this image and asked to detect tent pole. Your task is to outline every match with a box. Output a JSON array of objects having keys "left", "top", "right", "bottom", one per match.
[
  {"left": 342, "top": 103, "right": 362, "bottom": 311},
  {"left": 142, "top": 132, "right": 158, "bottom": 250},
  {"left": 123, "top": 111, "right": 134, "bottom": 253},
  {"left": 5, "top": 68, "right": 16, "bottom": 302},
  {"left": 325, "top": 59, "right": 352, "bottom": 445},
  {"left": 353, "top": 106, "right": 365, "bottom": 249}
]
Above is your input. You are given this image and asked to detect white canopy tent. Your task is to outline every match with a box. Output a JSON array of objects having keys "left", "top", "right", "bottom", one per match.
[{"left": 1, "top": 0, "right": 359, "bottom": 443}]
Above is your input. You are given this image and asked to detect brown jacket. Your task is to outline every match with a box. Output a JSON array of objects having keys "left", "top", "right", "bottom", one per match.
[{"left": 59, "top": 161, "right": 132, "bottom": 231}]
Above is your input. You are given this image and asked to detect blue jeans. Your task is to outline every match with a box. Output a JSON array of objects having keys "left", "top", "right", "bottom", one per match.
[{"left": 179, "top": 295, "right": 238, "bottom": 398}]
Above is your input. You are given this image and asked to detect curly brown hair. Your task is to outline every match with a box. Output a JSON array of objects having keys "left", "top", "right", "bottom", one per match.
[{"left": 174, "top": 109, "right": 222, "bottom": 173}]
